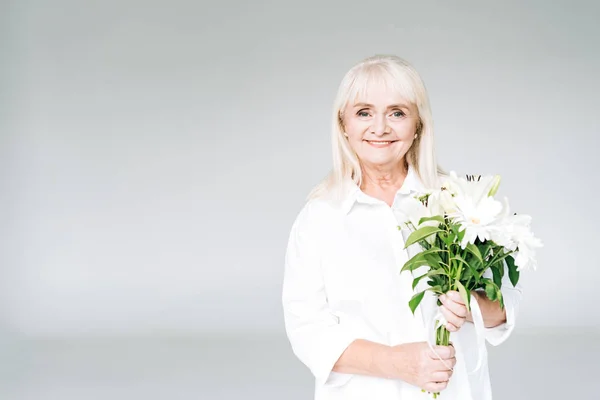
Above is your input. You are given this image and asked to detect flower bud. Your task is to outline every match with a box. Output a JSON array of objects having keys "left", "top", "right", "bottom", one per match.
[{"left": 487, "top": 175, "right": 501, "bottom": 197}]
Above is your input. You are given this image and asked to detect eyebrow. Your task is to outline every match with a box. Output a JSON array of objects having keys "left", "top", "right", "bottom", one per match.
[{"left": 353, "top": 102, "right": 410, "bottom": 109}]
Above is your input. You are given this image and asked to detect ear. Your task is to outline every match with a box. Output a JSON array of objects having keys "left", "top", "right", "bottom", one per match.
[
  {"left": 338, "top": 112, "right": 346, "bottom": 132},
  {"left": 416, "top": 119, "right": 423, "bottom": 134}
]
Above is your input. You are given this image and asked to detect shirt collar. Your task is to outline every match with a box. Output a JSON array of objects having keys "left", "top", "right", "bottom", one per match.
[{"left": 340, "top": 165, "right": 427, "bottom": 215}]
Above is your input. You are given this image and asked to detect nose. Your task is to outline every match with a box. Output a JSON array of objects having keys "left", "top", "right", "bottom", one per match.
[{"left": 370, "top": 115, "right": 389, "bottom": 136}]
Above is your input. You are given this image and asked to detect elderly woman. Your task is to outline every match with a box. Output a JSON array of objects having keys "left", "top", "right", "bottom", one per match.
[{"left": 281, "top": 55, "right": 521, "bottom": 400}]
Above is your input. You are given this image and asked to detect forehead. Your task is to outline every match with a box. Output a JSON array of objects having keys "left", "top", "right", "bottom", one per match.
[
  {"left": 351, "top": 85, "right": 410, "bottom": 107},
  {"left": 345, "top": 68, "right": 417, "bottom": 109}
]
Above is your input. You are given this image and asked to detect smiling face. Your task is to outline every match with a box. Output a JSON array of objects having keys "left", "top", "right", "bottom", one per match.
[{"left": 340, "top": 81, "right": 420, "bottom": 171}]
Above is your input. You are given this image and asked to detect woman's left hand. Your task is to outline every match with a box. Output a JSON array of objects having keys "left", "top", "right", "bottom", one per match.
[{"left": 439, "top": 291, "right": 469, "bottom": 332}]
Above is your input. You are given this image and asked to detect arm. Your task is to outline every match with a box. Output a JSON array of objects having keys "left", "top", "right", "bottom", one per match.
[
  {"left": 466, "top": 290, "right": 507, "bottom": 328},
  {"left": 332, "top": 339, "right": 393, "bottom": 377},
  {"left": 335, "top": 339, "right": 456, "bottom": 395},
  {"left": 439, "top": 289, "right": 507, "bottom": 331},
  {"left": 282, "top": 202, "right": 366, "bottom": 387},
  {"left": 471, "top": 263, "right": 522, "bottom": 345},
  {"left": 282, "top": 202, "right": 456, "bottom": 391},
  {"left": 439, "top": 261, "right": 523, "bottom": 343}
]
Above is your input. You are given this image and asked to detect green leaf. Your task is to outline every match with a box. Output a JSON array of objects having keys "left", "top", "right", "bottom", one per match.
[
  {"left": 491, "top": 264, "right": 503, "bottom": 289},
  {"left": 400, "top": 247, "right": 446, "bottom": 273},
  {"left": 466, "top": 243, "right": 483, "bottom": 264},
  {"left": 420, "top": 239, "right": 432, "bottom": 251},
  {"left": 450, "top": 223, "right": 465, "bottom": 245},
  {"left": 485, "top": 285, "right": 496, "bottom": 301},
  {"left": 452, "top": 253, "right": 480, "bottom": 282},
  {"left": 404, "top": 226, "right": 444, "bottom": 248},
  {"left": 413, "top": 269, "right": 447, "bottom": 290},
  {"left": 479, "top": 242, "right": 493, "bottom": 260},
  {"left": 466, "top": 256, "right": 483, "bottom": 281},
  {"left": 452, "top": 253, "right": 470, "bottom": 268},
  {"left": 408, "top": 290, "right": 426, "bottom": 314},
  {"left": 460, "top": 265, "right": 473, "bottom": 282},
  {"left": 441, "top": 281, "right": 450, "bottom": 293},
  {"left": 485, "top": 281, "right": 497, "bottom": 301},
  {"left": 421, "top": 247, "right": 445, "bottom": 254},
  {"left": 434, "top": 233, "right": 444, "bottom": 250},
  {"left": 450, "top": 223, "right": 460, "bottom": 235},
  {"left": 482, "top": 279, "right": 505, "bottom": 309},
  {"left": 429, "top": 270, "right": 447, "bottom": 287},
  {"left": 454, "top": 279, "right": 471, "bottom": 311},
  {"left": 424, "top": 252, "right": 443, "bottom": 268},
  {"left": 440, "top": 231, "right": 455, "bottom": 248},
  {"left": 506, "top": 255, "right": 520, "bottom": 287},
  {"left": 400, "top": 253, "right": 429, "bottom": 273},
  {"left": 497, "top": 289, "right": 505, "bottom": 310},
  {"left": 490, "top": 251, "right": 513, "bottom": 266},
  {"left": 427, "top": 285, "right": 443, "bottom": 295},
  {"left": 418, "top": 215, "right": 445, "bottom": 226},
  {"left": 457, "top": 229, "right": 466, "bottom": 244}
]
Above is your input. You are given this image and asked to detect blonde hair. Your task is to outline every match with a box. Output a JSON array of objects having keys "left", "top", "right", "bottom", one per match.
[{"left": 307, "top": 54, "right": 444, "bottom": 203}]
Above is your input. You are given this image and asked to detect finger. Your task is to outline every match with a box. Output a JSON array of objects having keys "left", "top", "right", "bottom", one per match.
[
  {"left": 449, "top": 356, "right": 457, "bottom": 369},
  {"left": 429, "top": 345, "right": 455, "bottom": 360},
  {"left": 445, "top": 322, "right": 459, "bottom": 332},
  {"left": 440, "top": 305, "right": 465, "bottom": 328},
  {"left": 440, "top": 296, "right": 468, "bottom": 318},
  {"left": 446, "top": 290, "right": 465, "bottom": 305},
  {"left": 433, "top": 357, "right": 456, "bottom": 372},
  {"left": 441, "top": 356, "right": 457, "bottom": 370},
  {"left": 424, "top": 381, "right": 448, "bottom": 393},
  {"left": 431, "top": 370, "right": 453, "bottom": 382}
]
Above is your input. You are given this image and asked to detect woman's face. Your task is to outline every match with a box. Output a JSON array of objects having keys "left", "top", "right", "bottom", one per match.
[{"left": 341, "top": 82, "right": 420, "bottom": 171}]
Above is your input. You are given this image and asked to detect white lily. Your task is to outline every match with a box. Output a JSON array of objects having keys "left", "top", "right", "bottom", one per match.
[
  {"left": 427, "top": 187, "right": 457, "bottom": 215},
  {"left": 394, "top": 195, "right": 435, "bottom": 229},
  {"left": 505, "top": 214, "right": 543, "bottom": 271},
  {"left": 489, "top": 198, "right": 543, "bottom": 270},
  {"left": 440, "top": 172, "right": 504, "bottom": 248},
  {"left": 443, "top": 172, "right": 500, "bottom": 202},
  {"left": 451, "top": 194, "right": 504, "bottom": 248},
  {"left": 394, "top": 195, "right": 440, "bottom": 245},
  {"left": 489, "top": 197, "right": 518, "bottom": 250}
]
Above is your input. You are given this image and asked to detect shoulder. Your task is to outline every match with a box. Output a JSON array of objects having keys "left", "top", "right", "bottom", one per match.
[
  {"left": 291, "top": 197, "right": 339, "bottom": 233},
  {"left": 288, "top": 177, "right": 354, "bottom": 239},
  {"left": 287, "top": 196, "right": 347, "bottom": 250}
]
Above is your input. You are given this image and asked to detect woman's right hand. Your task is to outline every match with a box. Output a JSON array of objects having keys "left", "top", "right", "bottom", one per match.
[{"left": 384, "top": 341, "right": 456, "bottom": 393}]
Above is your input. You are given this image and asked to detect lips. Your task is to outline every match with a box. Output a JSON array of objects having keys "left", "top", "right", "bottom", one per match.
[
  {"left": 365, "top": 140, "right": 397, "bottom": 144},
  {"left": 364, "top": 139, "right": 398, "bottom": 147}
]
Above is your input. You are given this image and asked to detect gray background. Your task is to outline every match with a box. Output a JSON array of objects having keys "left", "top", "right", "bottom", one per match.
[{"left": 1, "top": 0, "right": 599, "bottom": 399}]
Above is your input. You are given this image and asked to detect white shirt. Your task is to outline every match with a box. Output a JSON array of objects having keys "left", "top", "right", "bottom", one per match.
[{"left": 281, "top": 167, "right": 521, "bottom": 400}]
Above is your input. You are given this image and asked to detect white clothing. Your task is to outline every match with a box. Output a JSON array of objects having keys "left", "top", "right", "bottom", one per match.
[{"left": 281, "top": 167, "right": 521, "bottom": 400}]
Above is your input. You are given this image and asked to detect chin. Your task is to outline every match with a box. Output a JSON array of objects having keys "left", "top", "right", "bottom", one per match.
[{"left": 360, "top": 156, "right": 397, "bottom": 167}]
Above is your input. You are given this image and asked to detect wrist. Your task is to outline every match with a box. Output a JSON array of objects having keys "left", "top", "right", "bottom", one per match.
[
  {"left": 469, "top": 289, "right": 507, "bottom": 327},
  {"left": 372, "top": 343, "right": 396, "bottom": 379}
]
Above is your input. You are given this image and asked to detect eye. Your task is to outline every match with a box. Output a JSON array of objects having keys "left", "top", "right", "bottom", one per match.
[
  {"left": 392, "top": 110, "right": 406, "bottom": 118},
  {"left": 357, "top": 109, "right": 370, "bottom": 117}
]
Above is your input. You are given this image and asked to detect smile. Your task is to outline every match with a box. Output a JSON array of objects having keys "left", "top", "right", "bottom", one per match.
[{"left": 365, "top": 140, "right": 397, "bottom": 147}]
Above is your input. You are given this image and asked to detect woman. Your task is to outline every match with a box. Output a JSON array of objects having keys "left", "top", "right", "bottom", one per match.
[{"left": 281, "top": 55, "right": 521, "bottom": 399}]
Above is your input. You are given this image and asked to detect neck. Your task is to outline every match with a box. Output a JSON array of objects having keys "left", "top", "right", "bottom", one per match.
[{"left": 360, "top": 161, "right": 408, "bottom": 193}]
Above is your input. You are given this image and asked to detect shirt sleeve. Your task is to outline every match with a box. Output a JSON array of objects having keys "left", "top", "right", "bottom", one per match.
[
  {"left": 482, "top": 261, "right": 523, "bottom": 346},
  {"left": 281, "top": 201, "right": 363, "bottom": 387}
]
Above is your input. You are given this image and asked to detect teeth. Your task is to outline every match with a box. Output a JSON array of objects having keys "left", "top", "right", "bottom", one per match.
[{"left": 369, "top": 141, "right": 393, "bottom": 144}]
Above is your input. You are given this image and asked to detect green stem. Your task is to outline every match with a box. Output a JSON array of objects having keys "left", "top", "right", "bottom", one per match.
[{"left": 432, "top": 323, "right": 451, "bottom": 397}]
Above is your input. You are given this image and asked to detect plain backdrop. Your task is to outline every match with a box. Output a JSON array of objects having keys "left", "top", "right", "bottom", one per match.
[{"left": 2, "top": 0, "right": 599, "bottom": 340}]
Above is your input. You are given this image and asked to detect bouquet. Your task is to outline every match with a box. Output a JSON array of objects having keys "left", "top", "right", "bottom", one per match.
[{"left": 396, "top": 172, "right": 542, "bottom": 398}]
